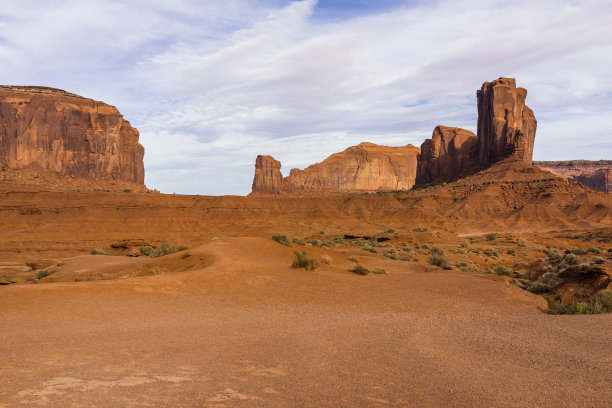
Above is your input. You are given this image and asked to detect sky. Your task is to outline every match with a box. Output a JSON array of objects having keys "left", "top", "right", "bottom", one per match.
[{"left": 1, "top": 0, "right": 611, "bottom": 195}]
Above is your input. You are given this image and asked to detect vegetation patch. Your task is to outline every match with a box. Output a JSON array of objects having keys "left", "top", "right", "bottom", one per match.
[
  {"left": 36, "top": 270, "right": 51, "bottom": 279},
  {"left": 150, "top": 267, "right": 169, "bottom": 275},
  {"left": 371, "top": 268, "right": 387, "bottom": 275},
  {"left": 140, "top": 239, "right": 188, "bottom": 258},
  {"left": 272, "top": 235, "right": 292, "bottom": 247},
  {"left": 350, "top": 264, "right": 369, "bottom": 275},
  {"left": 348, "top": 256, "right": 359, "bottom": 263},
  {"left": 548, "top": 290, "right": 612, "bottom": 315},
  {"left": 90, "top": 248, "right": 108, "bottom": 255},
  {"left": 320, "top": 255, "right": 331, "bottom": 264},
  {"left": 292, "top": 250, "right": 319, "bottom": 271}
]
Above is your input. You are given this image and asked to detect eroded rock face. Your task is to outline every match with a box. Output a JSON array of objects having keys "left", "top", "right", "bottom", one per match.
[
  {"left": 0, "top": 86, "right": 144, "bottom": 184},
  {"left": 251, "top": 142, "right": 420, "bottom": 195},
  {"left": 533, "top": 161, "right": 611, "bottom": 193},
  {"left": 415, "top": 126, "right": 478, "bottom": 185},
  {"left": 252, "top": 155, "right": 283, "bottom": 194},
  {"left": 477, "top": 78, "right": 537, "bottom": 165}
]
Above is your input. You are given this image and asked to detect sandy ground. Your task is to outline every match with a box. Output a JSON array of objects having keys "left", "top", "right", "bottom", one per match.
[{"left": 1, "top": 237, "right": 610, "bottom": 407}]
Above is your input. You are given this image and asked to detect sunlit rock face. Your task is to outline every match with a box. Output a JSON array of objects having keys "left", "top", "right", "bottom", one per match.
[{"left": 0, "top": 86, "right": 144, "bottom": 184}]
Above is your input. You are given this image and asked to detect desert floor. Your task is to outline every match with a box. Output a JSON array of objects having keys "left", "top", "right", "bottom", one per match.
[{"left": 1, "top": 237, "right": 610, "bottom": 407}]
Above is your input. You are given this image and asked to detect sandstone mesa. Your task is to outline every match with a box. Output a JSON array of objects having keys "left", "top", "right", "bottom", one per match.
[
  {"left": 0, "top": 86, "right": 144, "bottom": 186},
  {"left": 252, "top": 77, "right": 540, "bottom": 195}
]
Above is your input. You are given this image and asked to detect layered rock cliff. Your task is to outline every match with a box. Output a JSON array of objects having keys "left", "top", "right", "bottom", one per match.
[
  {"left": 252, "top": 142, "right": 420, "bottom": 195},
  {"left": 533, "top": 160, "right": 611, "bottom": 193},
  {"left": 0, "top": 86, "right": 144, "bottom": 184},
  {"left": 415, "top": 126, "right": 478, "bottom": 185},
  {"left": 477, "top": 78, "right": 537, "bottom": 165},
  {"left": 415, "top": 78, "right": 536, "bottom": 186}
]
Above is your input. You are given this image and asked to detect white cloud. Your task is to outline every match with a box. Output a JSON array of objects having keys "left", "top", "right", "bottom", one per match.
[{"left": 1, "top": 0, "right": 611, "bottom": 194}]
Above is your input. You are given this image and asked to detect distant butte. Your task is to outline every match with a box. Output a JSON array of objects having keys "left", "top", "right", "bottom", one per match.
[{"left": 252, "top": 77, "right": 541, "bottom": 195}]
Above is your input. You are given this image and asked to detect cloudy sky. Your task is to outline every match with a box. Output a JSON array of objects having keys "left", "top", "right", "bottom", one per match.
[{"left": 1, "top": 0, "right": 611, "bottom": 195}]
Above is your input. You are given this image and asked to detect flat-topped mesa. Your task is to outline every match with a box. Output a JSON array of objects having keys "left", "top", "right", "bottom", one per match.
[
  {"left": 0, "top": 86, "right": 145, "bottom": 184},
  {"left": 251, "top": 142, "right": 420, "bottom": 195},
  {"left": 477, "top": 78, "right": 537, "bottom": 165},
  {"left": 415, "top": 126, "right": 478, "bottom": 185}
]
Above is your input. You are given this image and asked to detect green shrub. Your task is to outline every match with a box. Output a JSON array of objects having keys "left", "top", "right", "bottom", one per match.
[
  {"left": 428, "top": 254, "right": 449, "bottom": 269},
  {"left": 383, "top": 251, "right": 399, "bottom": 260},
  {"left": 460, "top": 241, "right": 469, "bottom": 248},
  {"left": 546, "top": 251, "right": 562, "bottom": 261},
  {"left": 483, "top": 250, "right": 498, "bottom": 258},
  {"left": 494, "top": 266, "right": 513, "bottom": 276},
  {"left": 485, "top": 233, "right": 497, "bottom": 241},
  {"left": 371, "top": 268, "right": 387, "bottom": 275},
  {"left": 292, "top": 238, "right": 307, "bottom": 245},
  {"left": 413, "top": 226, "right": 428, "bottom": 232},
  {"left": 36, "top": 270, "right": 50, "bottom": 279},
  {"left": 348, "top": 256, "right": 359, "bottom": 263},
  {"left": 563, "top": 253, "right": 580, "bottom": 265},
  {"left": 518, "top": 242, "right": 527, "bottom": 247},
  {"left": 272, "top": 235, "right": 292, "bottom": 247},
  {"left": 527, "top": 281, "right": 550, "bottom": 294},
  {"left": 507, "top": 249, "right": 516, "bottom": 256},
  {"left": 90, "top": 248, "right": 107, "bottom": 255},
  {"left": 420, "top": 244, "right": 429, "bottom": 250},
  {"left": 587, "top": 246, "right": 601, "bottom": 254},
  {"left": 547, "top": 291, "right": 612, "bottom": 315},
  {"left": 430, "top": 246, "right": 444, "bottom": 256},
  {"left": 591, "top": 256, "right": 604, "bottom": 265},
  {"left": 402, "top": 247, "right": 414, "bottom": 253},
  {"left": 140, "top": 246, "right": 154, "bottom": 256},
  {"left": 571, "top": 248, "right": 586, "bottom": 255},
  {"left": 470, "top": 237, "right": 480, "bottom": 244},
  {"left": 350, "top": 264, "right": 369, "bottom": 275},
  {"left": 292, "top": 250, "right": 319, "bottom": 271}
]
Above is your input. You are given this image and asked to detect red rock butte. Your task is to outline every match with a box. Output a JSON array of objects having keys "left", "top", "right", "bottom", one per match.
[
  {"left": 253, "top": 77, "right": 539, "bottom": 195},
  {"left": 0, "top": 85, "right": 144, "bottom": 184}
]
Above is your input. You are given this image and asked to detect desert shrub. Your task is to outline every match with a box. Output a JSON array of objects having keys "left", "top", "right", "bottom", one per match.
[
  {"left": 400, "top": 256, "right": 411, "bottom": 261},
  {"left": 428, "top": 254, "right": 449, "bottom": 269},
  {"left": 456, "top": 248, "right": 465, "bottom": 254},
  {"left": 36, "top": 270, "right": 50, "bottom": 279},
  {"left": 363, "top": 246, "right": 378, "bottom": 254},
  {"left": 485, "top": 233, "right": 497, "bottom": 241},
  {"left": 547, "top": 291, "right": 612, "bottom": 315},
  {"left": 140, "top": 246, "right": 154, "bottom": 256},
  {"left": 181, "top": 253, "right": 191, "bottom": 259},
  {"left": 527, "top": 281, "right": 550, "bottom": 294},
  {"left": 292, "top": 238, "right": 306, "bottom": 245},
  {"left": 420, "top": 244, "right": 429, "bottom": 250},
  {"left": 348, "top": 256, "right": 359, "bottom": 263},
  {"left": 292, "top": 250, "right": 319, "bottom": 271},
  {"left": 512, "top": 278, "right": 529, "bottom": 290},
  {"left": 470, "top": 237, "right": 480, "bottom": 244},
  {"left": 571, "top": 248, "right": 586, "bottom": 255},
  {"left": 538, "top": 271, "right": 556, "bottom": 283},
  {"left": 563, "top": 253, "right": 580, "bottom": 265},
  {"left": 123, "top": 188, "right": 132, "bottom": 193},
  {"left": 383, "top": 251, "right": 399, "bottom": 260},
  {"left": 350, "top": 264, "right": 369, "bottom": 275},
  {"left": 320, "top": 255, "right": 331, "bottom": 265},
  {"left": 402, "top": 247, "right": 414, "bottom": 253},
  {"left": 150, "top": 267, "right": 169, "bottom": 275},
  {"left": 139, "top": 240, "right": 188, "bottom": 258},
  {"left": 272, "top": 235, "right": 292, "bottom": 247},
  {"left": 507, "top": 249, "right": 516, "bottom": 256},
  {"left": 460, "top": 241, "right": 469, "bottom": 248},
  {"left": 518, "top": 242, "right": 527, "bottom": 247},
  {"left": 494, "top": 266, "right": 513, "bottom": 276},
  {"left": 371, "top": 268, "right": 387, "bottom": 275},
  {"left": 483, "top": 250, "right": 498, "bottom": 258},
  {"left": 430, "top": 246, "right": 444, "bottom": 256},
  {"left": 307, "top": 240, "right": 322, "bottom": 247},
  {"left": 413, "top": 226, "right": 428, "bottom": 232},
  {"left": 90, "top": 248, "right": 107, "bottom": 255},
  {"left": 591, "top": 256, "right": 604, "bottom": 265},
  {"left": 546, "top": 251, "right": 562, "bottom": 261},
  {"left": 587, "top": 246, "right": 601, "bottom": 254}
]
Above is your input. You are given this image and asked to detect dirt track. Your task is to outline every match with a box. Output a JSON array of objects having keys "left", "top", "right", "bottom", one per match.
[{"left": 1, "top": 237, "right": 610, "bottom": 407}]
